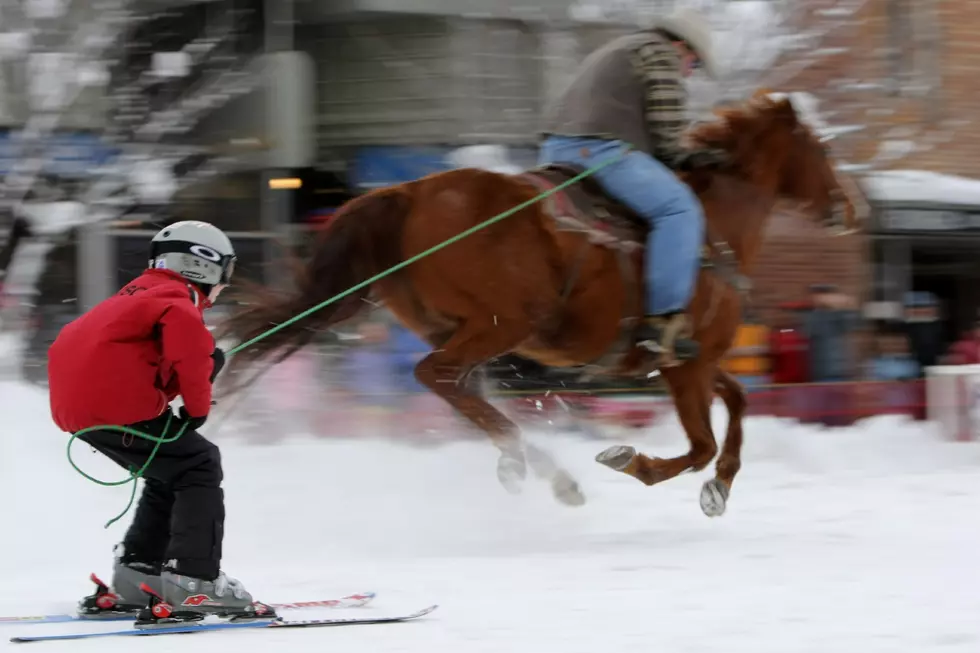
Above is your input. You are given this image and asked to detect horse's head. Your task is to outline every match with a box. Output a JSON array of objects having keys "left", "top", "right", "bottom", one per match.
[{"left": 692, "top": 90, "right": 860, "bottom": 235}]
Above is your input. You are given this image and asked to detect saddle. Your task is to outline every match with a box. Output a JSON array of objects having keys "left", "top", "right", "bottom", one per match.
[
  {"left": 516, "top": 162, "right": 748, "bottom": 376},
  {"left": 521, "top": 162, "right": 739, "bottom": 276},
  {"left": 520, "top": 163, "right": 648, "bottom": 252}
]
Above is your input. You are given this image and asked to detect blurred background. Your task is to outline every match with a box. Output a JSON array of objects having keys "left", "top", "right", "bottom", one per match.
[{"left": 0, "top": 0, "right": 978, "bottom": 440}]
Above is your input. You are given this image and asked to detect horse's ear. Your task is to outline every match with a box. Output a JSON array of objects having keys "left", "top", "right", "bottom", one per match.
[
  {"left": 773, "top": 97, "right": 799, "bottom": 125},
  {"left": 750, "top": 88, "right": 780, "bottom": 112}
]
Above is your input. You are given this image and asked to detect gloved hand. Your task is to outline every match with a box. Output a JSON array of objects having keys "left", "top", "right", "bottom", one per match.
[
  {"left": 675, "top": 148, "right": 730, "bottom": 172},
  {"left": 178, "top": 406, "right": 208, "bottom": 431},
  {"left": 209, "top": 347, "right": 226, "bottom": 383}
]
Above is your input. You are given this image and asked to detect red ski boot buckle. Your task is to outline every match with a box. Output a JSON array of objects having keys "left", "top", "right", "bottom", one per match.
[
  {"left": 88, "top": 573, "right": 120, "bottom": 610},
  {"left": 150, "top": 602, "right": 173, "bottom": 619},
  {"left": 139, "top": 582, "right": 173, "bottom": 620}
]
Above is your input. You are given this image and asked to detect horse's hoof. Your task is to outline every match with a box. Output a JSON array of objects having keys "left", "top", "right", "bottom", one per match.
[
  {"left": 551, "top": 470, "right": 586, "bottom": 507},
  {"left": 700, "top": 478, "right": 730, "bottom": 517},
  {"left": 497, "top": 452, "right": 527, "bottom": 494},
  {"left": 595, "top": 445, "right": 636, "bottom": 471}
]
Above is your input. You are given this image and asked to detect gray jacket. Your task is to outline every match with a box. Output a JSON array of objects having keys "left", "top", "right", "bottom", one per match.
[{"left": 542, "top": 30, "right": 691, "bottom": 167}]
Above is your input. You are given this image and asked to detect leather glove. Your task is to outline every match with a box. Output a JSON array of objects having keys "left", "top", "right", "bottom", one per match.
[
  {"left": 178, "top": 406, "right": 208, "bottom": 431},
  {"left": 209, "top": 347, "right": 226, "bottom": 383},
  {"left": 675, "top": 148, "right": 730, "bottom": 172}
]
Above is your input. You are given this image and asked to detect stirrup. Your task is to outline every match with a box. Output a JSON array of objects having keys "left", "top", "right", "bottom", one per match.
[{"left": 637, "top": 314, "right": 699, "bottom": 367}]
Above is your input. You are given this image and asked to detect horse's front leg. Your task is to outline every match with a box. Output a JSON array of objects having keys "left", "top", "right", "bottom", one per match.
[
  {"left": 693, "top": 369, "right": 748, "bottom": 517},
  {"left": 596, "top": 365, "right": 718, "bottom": 486}
]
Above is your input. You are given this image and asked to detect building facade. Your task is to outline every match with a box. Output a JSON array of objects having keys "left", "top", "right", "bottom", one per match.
[{"left": 747, "top": 0, "right": 980, "bottom": 342}]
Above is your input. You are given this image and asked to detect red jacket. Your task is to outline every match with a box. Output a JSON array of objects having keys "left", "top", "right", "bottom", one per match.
[
  {"left": 770, "top": 327, "right": 809, "bottom": 384},
  {"left": 48, "top": 269, "right": 215, "bottom": 433},
  {"left": 946, "top": 337, "right": 980, "bottom": 365}
]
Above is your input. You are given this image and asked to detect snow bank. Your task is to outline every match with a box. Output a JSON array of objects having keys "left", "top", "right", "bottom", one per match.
[
  {"left": 862, "top": 169, "right": 980, "bottom": 206},
  {"left": 446, "top": 145, "right": 523, "bottom": 174},
  {"left": 2, "top": 378, "right": 979, "bottom": 652}
]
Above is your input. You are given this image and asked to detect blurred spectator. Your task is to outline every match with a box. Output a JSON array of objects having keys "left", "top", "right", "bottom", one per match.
[
  {"left": 387, "top": 323, "right": 429, "bottom": 394},
  {"left": 769, "top": 302, "right": 810, "bottom": 385},
  {"left": 866, "top": 331, "right": 923, "bottom": 420},
  {"left": 944, "top": 319, "right": 980, "bottom": 365},
  {"left": 867, "top": 332, "right": 920, "bottom": 381},
  {"left": 0, "top": 215, "right": 32, "bottom": 283},
  {"left": 802, "top": 284, "right": 861, "bottom": 383},
  {"left": 801, "top": 284, "right": 861, "bottom": 427},
  {"left": 720, "top": 319, "right": 770, "bottom": 389},
  {"left": 341, "top": 320, "right": 397, "bottom": 398},
  {"left": 901, "top": 291, "right": 943, "bottom": 374}
]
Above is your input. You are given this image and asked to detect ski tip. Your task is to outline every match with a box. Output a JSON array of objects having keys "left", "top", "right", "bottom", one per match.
[{"left": 411, "top": 605, "right": 439, "bottom": 618}]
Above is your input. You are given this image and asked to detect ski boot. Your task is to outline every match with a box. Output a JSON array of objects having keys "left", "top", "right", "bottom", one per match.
[
  {"left": 77, "top": 552, "right": 163, "bottom": 619},
  {"left": 134, "top": 570, "right": 277, "bottom": 628}
]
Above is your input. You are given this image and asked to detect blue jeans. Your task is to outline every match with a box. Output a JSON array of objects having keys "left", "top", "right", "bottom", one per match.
[{"left": 538, "top": 135, "right": 704, "bottom": 315}]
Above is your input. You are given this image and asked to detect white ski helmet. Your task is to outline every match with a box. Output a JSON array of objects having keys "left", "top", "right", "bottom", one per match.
[{"left": 149, "top": 220, "right": 236, "bottom": 289}]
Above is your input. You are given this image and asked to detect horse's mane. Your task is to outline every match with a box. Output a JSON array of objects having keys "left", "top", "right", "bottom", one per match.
[{"left": 686, "top": 93, "right": 795, "bottom": 181}]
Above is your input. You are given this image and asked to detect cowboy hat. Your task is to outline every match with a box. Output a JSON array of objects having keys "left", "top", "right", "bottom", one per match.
[{"left": 650, "top": 6, "right": 720, "bottom": 78}]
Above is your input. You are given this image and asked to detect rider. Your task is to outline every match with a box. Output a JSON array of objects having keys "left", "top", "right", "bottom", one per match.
[
  {"left": 539, "top": 6, "right": 728, "bottom": 365},
  {"left": 47, "top": 220, "right": 265, "bottom": 624}
]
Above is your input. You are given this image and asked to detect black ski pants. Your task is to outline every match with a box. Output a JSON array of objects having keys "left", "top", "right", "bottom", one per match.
[{"left": 78, "top": 411, "right": 224, "bottom": 580}]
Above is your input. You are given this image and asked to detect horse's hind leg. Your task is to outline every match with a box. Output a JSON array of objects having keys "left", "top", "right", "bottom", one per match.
[
  {"left": 698, "top": 369, "right": 747, "bottom": 517},
  {"left": 524, "top": 442, "right": 586, "bottom": 506},
  {"left": 413, "top": 319, "right": 584, "bottom": 505}
]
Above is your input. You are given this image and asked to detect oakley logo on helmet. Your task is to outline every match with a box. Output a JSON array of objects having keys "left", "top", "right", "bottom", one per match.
[{"left": 189, "top": 244, "right": 222, "bottom": 262}]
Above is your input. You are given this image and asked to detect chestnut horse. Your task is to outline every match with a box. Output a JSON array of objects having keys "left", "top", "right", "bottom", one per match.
[{"left": 217, "top": 92, "right": 858, "bottom": 515}]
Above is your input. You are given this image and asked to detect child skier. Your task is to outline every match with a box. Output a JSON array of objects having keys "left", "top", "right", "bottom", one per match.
[{"left": 47, "top": 220, "right": 269, "bottom": 625}]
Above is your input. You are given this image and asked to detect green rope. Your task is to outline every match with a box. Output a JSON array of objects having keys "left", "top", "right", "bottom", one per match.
[
  {"left": 226, "top": 151, "right": 627, "bottom": 356},
  {"left": 68, "top": 413, "right": 189, "bottom": 528},
  {"left": 68, "top": 152, "right": 626, "bottom": 527}
]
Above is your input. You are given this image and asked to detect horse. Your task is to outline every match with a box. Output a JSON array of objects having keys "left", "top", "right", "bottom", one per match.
[{"left": 216, "top": 90, "right": 859, "bottom": 515}]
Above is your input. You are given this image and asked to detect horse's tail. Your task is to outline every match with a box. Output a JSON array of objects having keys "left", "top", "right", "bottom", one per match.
[{"left": 219, "top": 185, "right": 412, "bottom": 374}]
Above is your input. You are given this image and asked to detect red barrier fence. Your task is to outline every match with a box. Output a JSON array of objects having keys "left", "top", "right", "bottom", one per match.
[
  {"left": 225, "top": 367, "right": 936, "bottom": 442},
  {"left": 742, "top": 380, "right": 927, "bottom": 424},
  {"left": 500, "top": 380, "right": 928, "bottom": 432}
]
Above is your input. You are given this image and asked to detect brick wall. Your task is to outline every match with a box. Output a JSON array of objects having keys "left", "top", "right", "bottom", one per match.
[
  {"left": 751, "top": 212, "right": 870, "bottom": 324},
  {"left": 746, "top": 0, "right": 978, "bottom": 322}
]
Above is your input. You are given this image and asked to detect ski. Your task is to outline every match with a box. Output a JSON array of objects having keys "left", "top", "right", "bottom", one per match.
[
  {"left": 0, "top": 591, "right": 377, "bottom": 625},
  {"left": 9, "top": 604, "right": 438, "bottom": 643}
]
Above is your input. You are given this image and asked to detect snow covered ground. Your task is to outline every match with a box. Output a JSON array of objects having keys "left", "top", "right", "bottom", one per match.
[{"left": 2, "top": 378, "right": 980, "bottom": 652}]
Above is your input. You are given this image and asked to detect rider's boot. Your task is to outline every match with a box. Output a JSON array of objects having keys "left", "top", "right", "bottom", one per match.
[{"left": 635, "top": 312, "right": 700, "bottom": 366}]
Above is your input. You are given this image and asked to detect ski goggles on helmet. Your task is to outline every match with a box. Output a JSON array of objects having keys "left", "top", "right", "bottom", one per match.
[{"left": 150, "top": 239, "right": 237, "bottom": 285}]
